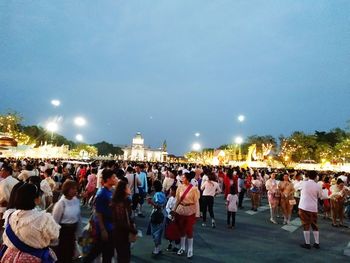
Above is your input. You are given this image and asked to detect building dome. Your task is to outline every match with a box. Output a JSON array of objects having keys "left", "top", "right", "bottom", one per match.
[{"left": 132, "top": 132, "right": 144, "bottom": 145}]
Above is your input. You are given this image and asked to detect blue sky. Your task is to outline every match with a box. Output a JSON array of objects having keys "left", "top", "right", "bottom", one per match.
[{"left": 1, "top": 1, "right": 349, "bottom": 155}]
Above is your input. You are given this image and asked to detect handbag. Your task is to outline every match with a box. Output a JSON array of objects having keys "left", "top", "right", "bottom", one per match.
[
  {"left": 289, "top": 199, "right": 297, "bottom": 205},
  {"left": 125, "top": 208, "right": 137, "bottom": 243},
  {"left": 165, "top": 221, "right": 181, "bottom": 241},
  {"left": 78, "top": 215, "right": 97, "bottom": 257},
  {"left": 173, "top": 184, "right": 193, "bottom": 216}
]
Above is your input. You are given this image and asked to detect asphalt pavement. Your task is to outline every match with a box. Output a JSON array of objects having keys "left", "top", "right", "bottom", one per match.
[{"left": 81, "top": 196, "right": 350, "bottom": 263}]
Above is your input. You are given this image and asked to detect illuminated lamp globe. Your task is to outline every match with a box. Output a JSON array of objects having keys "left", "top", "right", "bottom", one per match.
[
  {"left": 192, "top": 143, "right": 201, "bottom": 151},
  {"left": 74, "top": 117, "right": 86, "bottom": 126}
]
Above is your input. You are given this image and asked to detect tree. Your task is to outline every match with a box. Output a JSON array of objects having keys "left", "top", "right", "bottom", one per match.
[
  {"left": 0, "top": 112, "right": 32, "bottom": 145},
  {"left": 70, "top": 144, "right": 98, "bottom": 158},
  {"left": 93, "top": 141, "right": 123, "bottom": 156}
]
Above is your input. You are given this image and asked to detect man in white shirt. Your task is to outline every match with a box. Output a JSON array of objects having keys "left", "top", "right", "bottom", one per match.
[
  {"left": 298, "top": 171, "right": 322, "bottom": 249},
  {"left": 0, "top": 165, "right": 19, "bottom": 226}
]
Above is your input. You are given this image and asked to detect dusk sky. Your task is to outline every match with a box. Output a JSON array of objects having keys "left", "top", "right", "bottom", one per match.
[{"left": 1, "top": 1, "right": 349, "bottom": 155}]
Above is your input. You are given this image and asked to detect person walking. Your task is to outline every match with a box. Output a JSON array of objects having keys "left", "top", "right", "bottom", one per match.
[
  {"left": 147, "top": 180, "right": 167, "bottom": 255},
  {"left": 265, "top": 173, "right": 280, "bottom": 224},
  {"left": 52, "top": 180, "right": 81, "bottom": 263},
  {"left": 171, "top": 171, "right": 200, "bottom": 259},
  {"left": 279, "top": 173, "right": 295, "bottom": 225},
  {"left": 298, "top": 171, "right": 323, "bottom": 249},
  {"left": 1, "top": 183, "right": 60, "bottom": 262},
  {"left": 200, "top": 172, "right": 221, "bottom": 228},
  {"left": 83, "top": 169, "right": 117, "bottom": 263},
  {"left": 111, "top": 180, "right": 137, "bottom": 263},
  {"left": 226, "top": 185, "right": 238, "bottom": 228}
]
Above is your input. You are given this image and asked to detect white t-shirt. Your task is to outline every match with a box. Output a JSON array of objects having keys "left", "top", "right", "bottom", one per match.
[
  {"left": 226, "top": 194, "right": 238, "bottom": 212},
  {"left": 298, "top": 180, "right": 322, "bottom": 213},
  {"left": 201, "top": 181, "right": 221, "bottom": 196},
  {"left": 52, "top": 196, "right": 81, "bottom": 224}
]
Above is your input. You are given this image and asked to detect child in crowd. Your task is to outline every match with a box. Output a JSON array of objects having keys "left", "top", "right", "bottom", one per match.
[
  {"left": 165, "top": 185, "right": 180, "bottom": 252},
  {"left": 226, "top": 185, "right": 238, "bottom": 229}
]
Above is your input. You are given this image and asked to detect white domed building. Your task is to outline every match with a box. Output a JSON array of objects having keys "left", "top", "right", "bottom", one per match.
[{"left": 122, "top": 132, "right": 168, "bottom": 162}]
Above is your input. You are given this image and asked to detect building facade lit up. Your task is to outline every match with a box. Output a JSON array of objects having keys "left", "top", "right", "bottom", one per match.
[{"left": 122, "top": 132, "right": 167, "bottom": 162}]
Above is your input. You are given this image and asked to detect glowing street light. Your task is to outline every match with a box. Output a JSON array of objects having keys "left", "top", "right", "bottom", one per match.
[
  {"left": 46, "top": 122, "right": 58, "bottom": 143},
  {"left": 195, "top": 132, "right": 200, "bottom": 137},
  {"left": 46, "top": 122, "right": 58, "bottom": 133},
  {"left": 76, "top": 134, "right": 83, "bottom": 142},
  {"left": 192, "top": 142, "right": 201, "bottom": 152},
  {"left": 74, "top": 117, "right": 86, "bottom": 126},
  {"left": 234, "top": 136, "right": 243, "bottom": 161},
  {"left": 51, "top": 99, "right": 60, "bottom": 107},
  {"left": 235, "top": 136, "right": 243, "bottom": 145},
  {"left": 238, "top": 115, "right": 245, "bottom": 122}
]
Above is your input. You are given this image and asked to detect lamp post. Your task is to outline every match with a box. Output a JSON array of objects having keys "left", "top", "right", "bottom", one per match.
[
  {"left": 192, "top": 142, "right": 201, "bottom": 163},
  {"left": 46, "top": 122, "right": 58, "bottom": 144},
  {"left": 235, "top": 136, "right": 243, "bottom": 161},
  {"left": 76, "top": 134, "right": 83, "bottom": 142}
]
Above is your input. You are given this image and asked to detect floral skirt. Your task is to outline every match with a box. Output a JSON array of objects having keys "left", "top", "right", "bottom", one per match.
[{"left": 1, "top": 247, "right": 41, "bottom": 263}]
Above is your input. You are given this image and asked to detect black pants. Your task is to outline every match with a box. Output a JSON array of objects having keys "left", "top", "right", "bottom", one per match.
[
  {"left": 115, "top": 233, "right": 131, "bottom": 263},
  {"left": 238, "top": 189, "right": 246, "bottom": 208},
  {"left": 55, "top": 223, "right": 78, "bottom": 263},
  {"left": 227, "top": 211, "right": 236, "bottom": 226},
  {"left": 83, "top": 231, "right": 114, "bottom": 263},
  {"left": 202, "top": 195, "right": 214, "bottom": 222}
]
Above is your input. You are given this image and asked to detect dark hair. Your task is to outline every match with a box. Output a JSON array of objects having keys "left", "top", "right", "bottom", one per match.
[
  {"left": 308, "top": 171, "right": 318, "bottom": 180},
  {"left": 57, "top": 166, "right": 63, "bottom": 174},
  {"left": 14, "top": 183, "right": 40, "bottom": 210},
  {"left": 91, "top": 167, "right": 98, "bottom": 174},
  {"left": 7, "top": 181, "right": 25, "bottom": 209},
  {"left": 208, "top": 172, "right": 216, "bottom": 182},
  {"left": 26, "top": 176, "right": 43, "bottom": 196},
  {"left": 184, "top": 171, "right": 195, "bottom": 182},
  {"left": 45, "top": 168, "right": 53, "bottom": 177},
  {"left": 115, "top": 168, "right": 125, "bottom": 179},
  {"left": 61, "top": 180, "right": 78, "bottom": 197},
  {"left": 230, "top": 184, "right": 237, "bottom": 195},
  {"left": 126, "top": 166, "right": 134, "bottom": 173},
  {"left": 1, "top": 165, "right": 12, "bottom": 175},
  {"left": 153, "top": 180, "right": 162, "bottom": 192},
  {"left": 112, "top": 180, "right": 128, "bottom": 203},
  {"left": 337, "top": 178, "right": 344, "bottom": 185},
  {"left": 102, "top": 169, "right": 114, "bottom": 182}
]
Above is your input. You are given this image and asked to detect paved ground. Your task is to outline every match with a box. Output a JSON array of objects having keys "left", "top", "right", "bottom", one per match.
[{"left": 82, "top": 196, "right": 350, "bottom": 263}]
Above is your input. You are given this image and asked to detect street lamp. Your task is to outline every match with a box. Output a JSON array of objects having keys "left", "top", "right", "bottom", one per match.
[
  {"left": 51, "top": 99, "right": 60, "bottom": 107},
  {"left": 76, "top": 134, "right": 83, "bottom": 142},
  {"left": 192, "top": 142, "right": 201, "bottom": 152},
  {"left": 46, "top": 122, "right": 58, "bottom": 143},
  {"left": 74, "top": 117, "right": 86, "bottom": 126},
  {"left": 235, "top": 136, "right": 243, "bottom": 161},
  {"left": 238, "top": 115, "right": 245, "bottom": 123}
]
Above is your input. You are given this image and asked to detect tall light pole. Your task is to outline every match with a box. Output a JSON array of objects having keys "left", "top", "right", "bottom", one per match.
[
  {"left": 46, "top": 122, "right": 58, "bottom": 143},
  {"left": 235, "top": 136, "right": 243, "bottom": 161}
]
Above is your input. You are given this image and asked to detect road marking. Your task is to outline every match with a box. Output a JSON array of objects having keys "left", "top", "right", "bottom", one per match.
[
  {"left": 281, "top": 217, "right": 302, "bottom": 232},
  {"left": 344, "top": 242, "right": 350, "bottom": 257},
  {"left": 245, "top": 205, "right": 270, "bottom": 215}
]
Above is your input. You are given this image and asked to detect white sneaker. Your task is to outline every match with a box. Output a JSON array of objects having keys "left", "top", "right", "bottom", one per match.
[
  {"left": 177, "top": 248, "right": 185, "bottom": 256},
  {"left": 270, "top": 218, "right": 278, "bottom": 224},
  {"left": 187, "top": 250, "right": 193, "bottom": 259}
]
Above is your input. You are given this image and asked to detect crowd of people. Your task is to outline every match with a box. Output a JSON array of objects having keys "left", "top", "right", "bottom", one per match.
[{"left": 0, "top": 157, "right": 349, "bottom": 262}]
